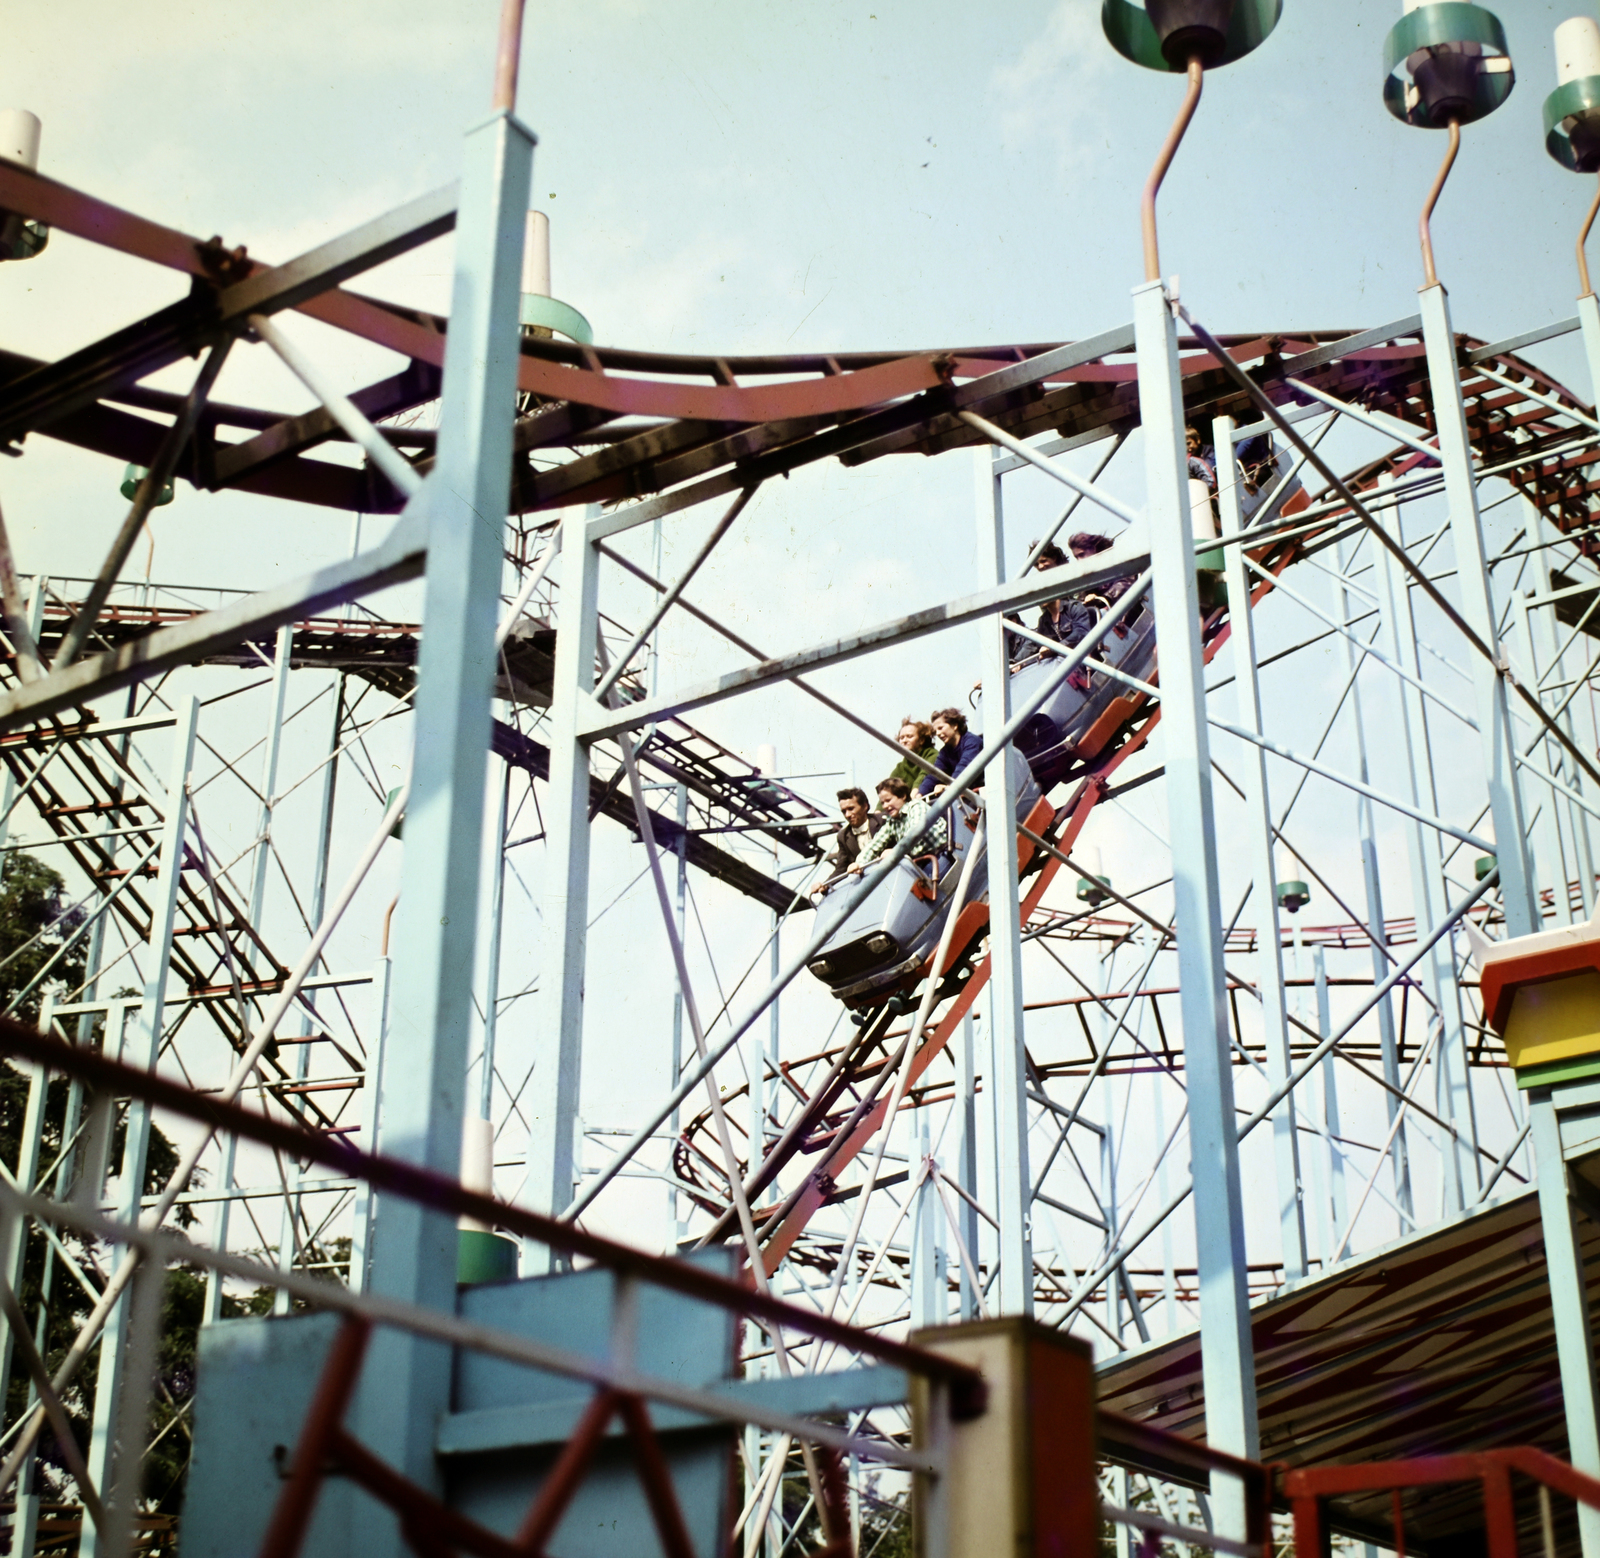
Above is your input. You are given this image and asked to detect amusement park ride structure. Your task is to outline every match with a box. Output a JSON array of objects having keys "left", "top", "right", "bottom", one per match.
[{"left": 10, "top": 0, "right": 1600, "bottom": 1553}]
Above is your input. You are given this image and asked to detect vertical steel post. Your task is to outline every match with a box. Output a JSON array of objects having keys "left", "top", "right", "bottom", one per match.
[
  {"left": 1133, "top": 281, "right": 1258, "bottom": 1523},
  {"left": 1100, "top": 1092, "right": 1120, "bottom": 1340},
  {"left": 10, "top": 993, "right": 56, "bottom": 1558},
  {"left": 1531, "top": 1084, "right": 1600, "bottom": 1556},
  {"left": 1373, "top": 491, "right": 1477, "bottom": 1209},
  {"left": 1216, "top": 415, "right": 1307, "bottom": 1282},
  {"left": 1314, "top": 947, "right": 1347, "bottom": 1239},
  {"left": 667, "top": 782, "right": 688, "bottom": 1246},
  {"left": 1536, "top": 292, "right": 1600, "bottom": 1558},
  {"left": 1420, "top": 284, "right": 1537, "bottom": 937},
  {"left": 956, "top": 1012, "right": 980, "bottom": 1319},
  {"left": 911, "top": 1119, "right": 943, "bottom": 1328},
  {"left": 0, "top": 1056, "right": 46, "bottom": 1396},
  {"left": 479, "top": 760, "right": 511, "bottom": 1120},
  {"left": 765, "top": 884, "right": 780, "bottom": 1193},
  {"left": 1155, "top": 1069, "right": 1178, "bottom": 1331},
  {"left": 347, "top": 955, "right": 392, "bottom": 1296},
  {"left": 354, "top": 101, "right": 532, "bottom": 1518},
  {"left": 1333, "top": 530, "right": 1412, "bottom": 1217},
  {"left": 1514, "top": 588, "right": 1571, "bottom": 927},
  {"left": 248, "top": 624, "right": 293, "bottom": 927},
  {"left": 1580, "top": 292, "right": 1600, "bottom": 449},
  {"left": 80, "top": 697, "right": 198, "bottom": 1558},
  {"left": 524, "top": 503, "right": 600, "bottom": 1265},
  {"left": 271, "top": 665, "right": 344, "bottom": 1318},
  {"left": 974, "top": 445, "right": 1032, "bottom": 1316},
  {"left": 0, "top": 579, "right": 42, "bottom": 855},
  {"left": 1523, "top": 495, "right": 1594, "bottom": 919}
]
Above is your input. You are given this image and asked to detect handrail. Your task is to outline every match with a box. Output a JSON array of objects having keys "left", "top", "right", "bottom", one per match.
[
  {"left": 0, "top": 1014, "right": 987, "bottom": 1416},
  {"left": 1284, "top": 1446, "right": 1600, "bottom": 1556}
]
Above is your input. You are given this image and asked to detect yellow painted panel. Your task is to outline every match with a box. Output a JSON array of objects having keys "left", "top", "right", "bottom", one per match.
[{"left": 1503, "top": 971, "right": 1600, "bottom": 1069}]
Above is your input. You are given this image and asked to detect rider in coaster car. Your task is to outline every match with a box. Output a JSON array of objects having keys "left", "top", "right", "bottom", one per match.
[
  {"left": 1237, "top": 433, "right": 1276, "bottom": 495},
  {"left": 888, "top": 718, "right": 939, "bottom": 792},
  {"left": 1030, "top": 540, "right": 1096, "bottom": 650},
  {"left": 1068, "top": 530, "right": 1137, "bottom": 606},
  {"left": 813, "top": 787, "right": 884, "bottom": 894},
  {"left": 918, "top": 709, "right": 983, "bottom": 797},
  {"left": 849, "top": 777, "right": 949, "bottom": 875}
]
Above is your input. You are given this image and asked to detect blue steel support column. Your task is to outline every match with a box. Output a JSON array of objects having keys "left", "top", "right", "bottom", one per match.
[
  {"left": 1216, "top": 415, "right": 1306, "bottom": 1283},
  {"left": 523, "top": 504, "right": 600, "bottom": 1268},
  {"left": 1580, "top": 293, "right": 1600, "bottom": 435},
  {"left": 354, "top": 105, "right": 532, "bottom": 1530},
  {"left": 1531, "top": 1085, "right": 1600, "bottom": 1556},
  {"left": 80, "top": 696, "right": 197, "bottom": 1558},
  {"left": 1372, "top": 487, "right": 1476, "bottom": 1209},
  {"left": 1420, "top": 283, "right": 1536, "bottom": 940},
  {"left": 974, "top": 444, "right": 1033, "bottom": 1316},
  {"left": 1133, "top": 280, "right": 1258, "bottom": 1527},
  {"left": 1333, "top": 528, "right": 1412, "bottom": 1221},
  {"left": 1534, "top": 291, "right": 1600, "bottom": 1558},
  {"left": 956, "top": 1013, "right": 979, "bottom": 1319}
]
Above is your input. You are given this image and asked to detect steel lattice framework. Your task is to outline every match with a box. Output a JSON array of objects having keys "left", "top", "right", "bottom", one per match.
[{"left": 4, "top": 10, "right": 1600, "bottom": 1558}]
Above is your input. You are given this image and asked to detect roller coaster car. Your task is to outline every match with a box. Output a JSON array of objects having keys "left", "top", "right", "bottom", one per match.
[
  {"left": 805, "top": 591, "right": 1161, "bottom": 1010},
  {"left": 805, "top": 789, "right": 997, "bottom": 1009},
  {"left": 1001, "top": 596, "right": 1156, "bottom": 789}
]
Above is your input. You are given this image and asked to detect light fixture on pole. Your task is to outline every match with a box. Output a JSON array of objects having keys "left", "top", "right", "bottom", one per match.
[
  {"left": 1544, "top": 14, "right": 1600, "bottom": 296},
  {"left": 1381, "top": 2, "right": 1514, "bottom": 287},
  {"left": 0, "top": 110, "right": 48, "bottom": 262}
]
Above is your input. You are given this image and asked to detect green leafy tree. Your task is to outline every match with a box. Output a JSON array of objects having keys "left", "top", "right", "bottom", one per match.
[{"left": 0, "top": 853, "right": 86, "bottom": 1028}]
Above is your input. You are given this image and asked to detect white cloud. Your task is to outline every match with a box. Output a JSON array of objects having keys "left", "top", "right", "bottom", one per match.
[{"left": 990, "top": 0, "right": 1117, "bottom": 177}]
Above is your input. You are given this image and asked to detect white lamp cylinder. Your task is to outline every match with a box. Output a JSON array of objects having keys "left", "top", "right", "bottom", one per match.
[
  {"left": 1557, "top": 17, "right": 1600, "bottom": 84},
  {"left": 521, "top": 209, "right": 550, "bottom": 298},
  {"left": 756, "top": 743, "right": 777, "bottom": 777},
  {"left": 1079, "top": 844, "right": 1103, "bottom": 879},
  {"left": 1189, "top": 477, "right": 1218, "bottom": 541},
  {"left": 459, "top": 1113, "right": 495, "bottom": 1232},
  {"left": 0, "top": 111, "right": 40, "bottom": 171}
]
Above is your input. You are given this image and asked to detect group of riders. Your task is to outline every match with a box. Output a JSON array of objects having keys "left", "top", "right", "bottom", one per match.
[
  {"left": 806, "top": 421, "right": 1285, "bottom": 898},
  {"left": 806, "top": 422, "right": 1280, "bottom": 895},
  {"left": 810, "top": 527, "right": 1135, "bottom": 898}
]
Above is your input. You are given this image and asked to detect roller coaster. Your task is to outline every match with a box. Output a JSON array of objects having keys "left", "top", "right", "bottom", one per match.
[{"left": 7, "top": 5, "right": 1600, "bottom": 1549}]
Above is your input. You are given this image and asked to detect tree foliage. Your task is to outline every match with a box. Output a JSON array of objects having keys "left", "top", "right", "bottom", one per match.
[
  {"left": 0, "top": 853, "right": 86, "bottom": 1028},
  {"left": 0, "top": 853, "right": 208, "bottom": 1533}
]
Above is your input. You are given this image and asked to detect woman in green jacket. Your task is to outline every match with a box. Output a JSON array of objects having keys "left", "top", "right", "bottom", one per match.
[{"left": 887, "top": 718, "right": 938, "bottom": 795}]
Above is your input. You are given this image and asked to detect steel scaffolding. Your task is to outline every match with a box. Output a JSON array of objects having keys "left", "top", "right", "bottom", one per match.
[{"left": 5, "top": 3, "right": 1600, "bottom": 1555}]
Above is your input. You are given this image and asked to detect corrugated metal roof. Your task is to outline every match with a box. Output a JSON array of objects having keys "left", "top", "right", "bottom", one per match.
[{"left": 1095, "top": 1173, "right": 1600, "bottom": 1549}]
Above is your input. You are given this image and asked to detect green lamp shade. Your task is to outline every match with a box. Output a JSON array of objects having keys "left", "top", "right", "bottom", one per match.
[
  {"left": 1077, "top": 874, "right": 1111, "bottom": 904},
  {"left": 1382, "top": 4, "right": 1513, "bottom": 129},
  {"left": 0, "top": 215, "right": 47, "bottom": 262},
  {"left": 1544, "top": 75, "right": 1600, "bottom": 172},
  {"left": 119, "top": 464, "right": 175, "bottom": 507},
  {"left": 1102, "top": 0, "right": 1280, "bottom": 72},
  {"left": 457, "top": 1229, "right": 518, "bottom": 1285},
  {"left": 384, "top": 785, "right": 406, "bottom": 840},
  {"left": 1276, "top": 879, "right": 1310, "bottom": 913},
  {"left": 1475, "top": 853, "right": 1497, "bottom": 882}
]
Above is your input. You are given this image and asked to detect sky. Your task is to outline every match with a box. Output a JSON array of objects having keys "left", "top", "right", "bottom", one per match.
[{"left": 0, "top": 1, "right": 1595, "bottom": 1323}]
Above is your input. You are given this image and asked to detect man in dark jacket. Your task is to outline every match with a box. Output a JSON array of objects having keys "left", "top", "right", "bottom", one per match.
[{"left": 814, "top": 787, "right": 883, "bottom": 892}]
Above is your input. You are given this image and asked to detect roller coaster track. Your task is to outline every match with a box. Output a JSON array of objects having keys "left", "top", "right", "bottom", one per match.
[
  {"left": 3, "top": 153, "right": 1598, "bottom": 1297},
  {"left": 11, "top": 316, "right": 1598, "bottom": 1272},
  {"left": 664, "top": 325, "right": 1600, "bottom": 1282}
]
